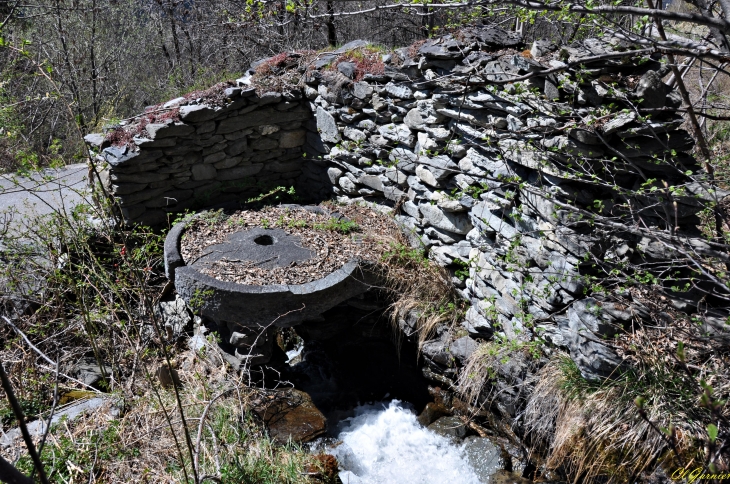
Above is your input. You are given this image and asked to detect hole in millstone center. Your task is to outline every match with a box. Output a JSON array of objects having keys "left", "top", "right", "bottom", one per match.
[{"left": 254, "top": 234, "right": 274, "bottom": 245}]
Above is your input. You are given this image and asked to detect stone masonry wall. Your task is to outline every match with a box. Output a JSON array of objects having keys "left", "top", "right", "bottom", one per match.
[
  {"left": 86, "top": 26, "right": 729, "bottom": 417},
  {"left": 85, "top": 91, "right": 315, "bottom": 226}
]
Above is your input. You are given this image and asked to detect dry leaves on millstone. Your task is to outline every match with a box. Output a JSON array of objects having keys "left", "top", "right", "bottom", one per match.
[{"left": 180, "top": 204, "right": 398, "bottom": 286}]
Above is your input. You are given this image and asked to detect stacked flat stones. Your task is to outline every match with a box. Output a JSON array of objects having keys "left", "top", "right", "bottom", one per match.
[
  {"left": 85, "top": 26, "right": 728, "bottom": 409},
  {"left": 86, "top": 90, "right": 312, "bottom": 226}
]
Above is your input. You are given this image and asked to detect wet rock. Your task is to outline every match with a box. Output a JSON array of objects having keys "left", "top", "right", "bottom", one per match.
[
  {"left": 253, "top": 389, "right": 327, "bottom": 443},
  {"left": 427, "top": 416, "right": 467, "bottom": 441},
  {"left": 491, "top": 470, "right": 532, "bottom": 484},
  {"left": 417, "top": 402, "right": 451, "bottom": 427},
  {"left": 308, "top": 454, "right": 339, "bottom": 482},
  {"left": 462, "top": 436, "right": 506, "bottom": 484}
]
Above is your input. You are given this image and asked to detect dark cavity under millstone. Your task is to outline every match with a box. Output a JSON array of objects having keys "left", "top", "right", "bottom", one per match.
[{"left": 190, "top": 227, "right": 315, "bottom": 271}]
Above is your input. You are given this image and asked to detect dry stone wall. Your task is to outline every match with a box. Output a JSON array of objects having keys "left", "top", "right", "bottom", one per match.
[
  {"left": 85, "top": 91, "right": 316, "bottom": 226},
  {"left": 86, "top": 27, "right": 729, "bottom": 410}
]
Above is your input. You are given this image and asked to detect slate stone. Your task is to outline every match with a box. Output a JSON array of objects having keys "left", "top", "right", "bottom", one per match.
[
  {"left": 544, "top": 78, "right": 561, "bottom": 101},
  {"left": 73, "top": 357, "right": 114, "bottom": 389},
  {"left": 462, "top": 306, "right": 493, "bottom": 337},
  {"left": 383, "top": 186, "right": 406, "bottom": 201},
  {"left": 404, "top": 108, "right": 425, "bottom": 130},
  {"left": 415, "top": 165, "right": 439, "bottom": 187},
  {"left": 316, "top": 106, "right": 341, "bottom": 143},
  {"left": 216, "top": 108, "right": 310, "bottom": 134},
  {"left": 314, "top": 53, "right": 338, "bottom": 69},
  {"left": 338, "top": 62, "right": 356, "bottom": 79},
  {"left": 420, "top": 204, "right": 473, "bottom": 234},
  {"left": 636, "top": 70, "right": 668, "bottom": 109},
  {"left": 418, "top": 38, "right": 466, "bottom": 60},
  {"left": 379, "top": 123, "right": 415, "bottom": 147},
  {"left": 217, "top": 164, "right": 264, "bottom": 180},
  {"left": 562, "top": 298, "right": 627, "bottom": 380},
  {"left": 339, "top": 176, "right": 358, "bottom": 194},
  {"left": 191, "top": 164, "right": 216, "bottom": 181},
  {"left": 568, "top": 128, "right": 602, "bottom": 145},
  {"left": 450, "top": 319, "right": 491, "bottom": 356},
  {"left": 425, "top": 226, "right": 460, "bottom": 244},
  {"left": 602, "top": 111, "right": 637, "bottom": 135},
  {"left": 357, "top": 174, "right": 384, "bottom": 192},
  {"left": 180, "top": 105, "right": 219, "bottom": 123},
  {"left": 417, "top": 154, "right": 458, "bottom": 180},
  {"left": 146, "top": 122, "right": 195, "bottom": 139},
  {"left": 384, "top": 82, "right": 414, "bottom": 100},
  {"left": 470, "top": 202, "right": 519, "bottom": 240},
  {"left": 156, "top": 294, "right": 193, "bottom": 337},
  {"left": 343, "top": 127, "right": 366, "bottom": 142},
  {"left": 335, "top": 39, "right": 370, "bottom": 53},
  {"left": 385, "top": 167, "right": 408, "bottom": 185},
  {"left": 279, "top": 130, "right": 306, "bottom": 148},
  {"left": 353, "top": 82, "right": 373, "bottom": 100},
  {"left": 258, "top": 91, "right": 283, "bottom": 105}
]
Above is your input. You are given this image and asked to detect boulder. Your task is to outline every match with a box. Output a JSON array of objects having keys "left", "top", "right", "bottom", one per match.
[{"left": 252, "top": 389, "right": 327, "bottom": 443}]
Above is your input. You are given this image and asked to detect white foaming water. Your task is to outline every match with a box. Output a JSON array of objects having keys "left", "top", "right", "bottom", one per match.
[{"left": 330, "top": 401, "right": 483, "bottom": 484}]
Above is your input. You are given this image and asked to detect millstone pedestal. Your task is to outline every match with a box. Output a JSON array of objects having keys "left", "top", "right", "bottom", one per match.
[{"left": 164, "top": 210, "right": 377, "bottom": 366}]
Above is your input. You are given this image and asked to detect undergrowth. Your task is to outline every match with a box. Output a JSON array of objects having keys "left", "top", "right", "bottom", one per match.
[{"left": 0, "top": 190, "right": 334, "bottom": 482}]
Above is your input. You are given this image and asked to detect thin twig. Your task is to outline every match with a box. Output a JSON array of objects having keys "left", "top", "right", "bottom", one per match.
[{"left": 0, "top": 361, "right": 50, "bottom": 484}]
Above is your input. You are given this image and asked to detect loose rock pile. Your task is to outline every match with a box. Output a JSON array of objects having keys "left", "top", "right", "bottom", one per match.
[{"left": 87, "top": 25, "right": 729, "bottom": 418}]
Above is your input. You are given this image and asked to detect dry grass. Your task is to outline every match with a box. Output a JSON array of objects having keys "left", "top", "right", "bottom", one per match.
[
  {"left": 0, "top": 201, "right": 339, "bottom": 483},
  {"left": 522, "top": 355, "right": 707, "bottom": 484},
  {"left": 453, "top": 278, "right": 729, "bottom": 483},
  {"left": 373, "top": 224, "right": 462, "bottom": 347},
  {"left": 0, "top": 339, "right": 331, "bottom": 483},
  {"left": 517, "top": 286, "right": 730, "bottom": 484}
]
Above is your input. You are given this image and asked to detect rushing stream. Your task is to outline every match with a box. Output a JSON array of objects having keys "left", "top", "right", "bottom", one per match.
[{"left": 329, "top": 401, "right": 494, "bottom": 484}]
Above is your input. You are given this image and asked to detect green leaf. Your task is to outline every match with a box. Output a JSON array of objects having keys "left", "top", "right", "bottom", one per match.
[{"left": 707, "top": 423, "right": 718, "bottom": 443}]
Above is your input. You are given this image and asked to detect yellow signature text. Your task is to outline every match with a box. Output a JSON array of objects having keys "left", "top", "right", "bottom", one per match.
[{"left": 672, "top": 468, "right": 730, "bottom": 482}]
